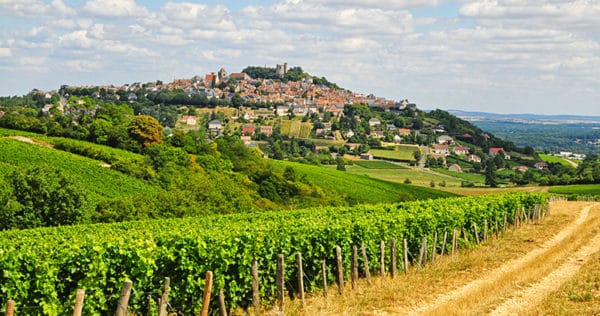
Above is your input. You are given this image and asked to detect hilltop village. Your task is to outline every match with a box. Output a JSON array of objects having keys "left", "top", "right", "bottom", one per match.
[{"left": 0, "top": 64, "right": 596, "bottom": 188}]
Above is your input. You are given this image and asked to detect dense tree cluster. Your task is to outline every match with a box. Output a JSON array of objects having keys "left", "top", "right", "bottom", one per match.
[{"left": 0, "top": 166, "right": 85, "bottom": 230}]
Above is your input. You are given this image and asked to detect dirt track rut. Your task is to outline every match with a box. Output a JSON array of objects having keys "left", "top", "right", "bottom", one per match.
[{"left": 409, "top": 202, "right": 600, "bottom": 315}]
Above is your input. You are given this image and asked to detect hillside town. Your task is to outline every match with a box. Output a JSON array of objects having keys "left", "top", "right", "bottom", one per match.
[{"left": 0, "top": 64, "right": 594, "bottom": 188}]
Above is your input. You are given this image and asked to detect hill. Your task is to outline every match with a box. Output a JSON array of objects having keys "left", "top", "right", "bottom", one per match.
[
  {"left": 448, "top": 110, "right": 600, "bottom": 123},
  {"left": 449, "top": 110, "right": 600, "bottom": 154},
  {"left": 0, "top": 137, "right": 162, "bottom": 212},
  {"left": 0, "top": 127, "right": 456, "bottom": 230},
  {"left": 1, "top": 64, "right": 598, "bottom": 217},
  {"left": 270, "top": 160, "right": 456, "bottom": 204}
]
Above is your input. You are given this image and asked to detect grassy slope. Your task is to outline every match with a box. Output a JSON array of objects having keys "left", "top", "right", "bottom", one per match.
[
  {"left": 345, "top": 164, "right": 466, "bottom": 188},
  {"left": 539, "top": 153, "right": 578, "bottom": 168},
  {"left": 0, "top": 138, "right": 163, "bottom": 211},
  {"left": 270, "top": 160, "right": 456, "bottom": 204}
]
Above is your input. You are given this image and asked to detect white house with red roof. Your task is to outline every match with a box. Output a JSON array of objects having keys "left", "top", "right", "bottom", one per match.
[
  {"left": 489, "top": 147, "right": 510, "bottom": 159},
  {"left": 432, "top": 144, "right": 450, "bottom": 156},
  {"left": 398, "top": 128, "right": 411, "bottom": 136},
  {"left": 180, "top": 115, "right": 197, "bottom": 126}
]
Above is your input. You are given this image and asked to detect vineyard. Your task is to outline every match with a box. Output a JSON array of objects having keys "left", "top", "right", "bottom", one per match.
[
  {"left": 0, "top": 138, "right": 162, "bottom": 206},
  {"left": 0, "top": 192, "right": 547, "bottom": 314}
]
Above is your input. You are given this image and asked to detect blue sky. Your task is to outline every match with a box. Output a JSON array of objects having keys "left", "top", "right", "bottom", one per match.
[{"left": 0, "top": 0, "right": 599, "bottom": 115}]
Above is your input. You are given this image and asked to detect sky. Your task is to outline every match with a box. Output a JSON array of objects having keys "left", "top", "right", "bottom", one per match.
[{"left": 0, "top": 0, "right": 599, "bottom": 115}]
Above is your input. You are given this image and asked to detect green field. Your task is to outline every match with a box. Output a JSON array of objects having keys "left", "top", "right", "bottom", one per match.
[
  {"left": 539, "top": 154, "right": 577, "bottom": 168},
  {"left": 345, "top": 164, "right": 469, "bottom": 188},
  {"left": 270, "top": 160, "right": 456, "bottom": 204},
  {"left": 353, "top": 160, "right": 407, "bottom": 169},
  {"left": 371, "top": 145, "right": 420, "bottom": 162},
  {"left": 433, "top": 168, "right": 486, "bottom": 184},
  {"left": 309, "top": 138, "right": 345, "bottom": 146},
  {"left": 548, "top": 184, "right": 600, "bottom": 196}
]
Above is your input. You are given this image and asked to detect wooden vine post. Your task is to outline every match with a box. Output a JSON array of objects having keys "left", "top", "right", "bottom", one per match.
[
  {"left": 200, "top": 271, "right": 214, "bottom": 316},
  {"left": 361, "top": 243, "right": 372, "bottom": 285},
  {"left": 495, "top": 219, "right": 499, "bottom": 238},
  {"left": 441, "top": 232, "right": 448, "bottom": 256},
  {"left": 390, "top": 238, "right": 397, "bottom": 278},
  {"left": 483, "top": 220, "right": 488, "bottom": 240},
  {"left": 473, "top": 223, "right": 480, "bottom": 244},
  {"left": 403, "top": 239, "right": 409, "bottom": 274},
  {"left": 251, "top": 260, "right": 260, "bottom": 314},
  {"left": 276, "top": 254, "right": 285, "bottom": 313},
  {"left": 5, "top": 300, "right": 15, "bottom": 316},
  {"left": 159, "top": 277, "right": 170, "bottom": 316},
  {"left": 297, "top": 252, "right": 305, "bottom": 306},
  {"left": 73, "top": 289, "right": 85, "bottom": 316},
  {"left": 115, "top": 280, "right": 132, "bottom": 316},
  {"left": 322, "top": 261, "right": 328, "bottom": 298},
  {"left": 451, "top": 229, "right": 458, "bottom": 256},
  {"left": 379, "top": 240, "right": 385, "bottom": 278},
  {"left": 218, "top": 289, "right": 227, "bottom": 316},
  {"left": 418, "top": 236, "right": 427, "bottom": 269},
  {"left": 351, "top": 246, "right": 359, "bottom": 289},
  {"left": 335, "top": 246, "right": 344, "bottom": 295},
  {"left": 431, "top": 232, "right": 438, "bottom": 264}
]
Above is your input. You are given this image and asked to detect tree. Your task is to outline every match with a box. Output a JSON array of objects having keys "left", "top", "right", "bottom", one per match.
[
  {"left": 127, "top": 115, "right": 163, "bottom": 149},
  {"left": 283, "top": 166, "right": 297, "bottom": 181},
  {"left": 485, "top": 158, "right": 498, "bottom": 187},
  {"left": 336, "top": 157, "right": 346, "bottom": 171},
  {"left": 0, "top": 166, "right": 85, "bottom": 230},
  {"left": 231, "top": 92, "right": 243, "bottom": 108},
  {"left": 413, "top": 150, "right": 422, "bottom": 163}
]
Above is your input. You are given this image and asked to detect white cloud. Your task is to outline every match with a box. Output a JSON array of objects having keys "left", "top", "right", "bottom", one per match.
[
  {"left": 64, "top": 59, "right": 103, "bottom": 72},
  {"left": 50, "top": 0, "right": 76, "bottom": 16},
  {"left": 0, "top": 0, "right": 48, "bottom": 16},
  {"left": 49, "top": 18, "right": 93, "bottom": 30},
  {"left": 460, "top": 0, "right": 600, "bottom": 30},
  {"left": 83, "top": 0, "right": 148, "bottom": 17},
  {"left": 0, "top": 47, "right": 11, "bottom": 57},
  {"left": 303, "top": 0, "right": 444, "bottom": 10},
  {"left": 89, "top": 24, "right": 105, "bottom": 39},
  {"left": 59, "top": 30, "right": 94, "bottom": 49},
  {"left": 0, "top": 0, "right": 75, "bottom": 17},
  {"left": 242, "top": 2, "right": 415, "bottom": 37}
]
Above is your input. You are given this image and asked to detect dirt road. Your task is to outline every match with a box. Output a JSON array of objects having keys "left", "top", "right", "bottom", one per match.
[{"left": 409, "top": 202, "right": 600, "bottom": 315}]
